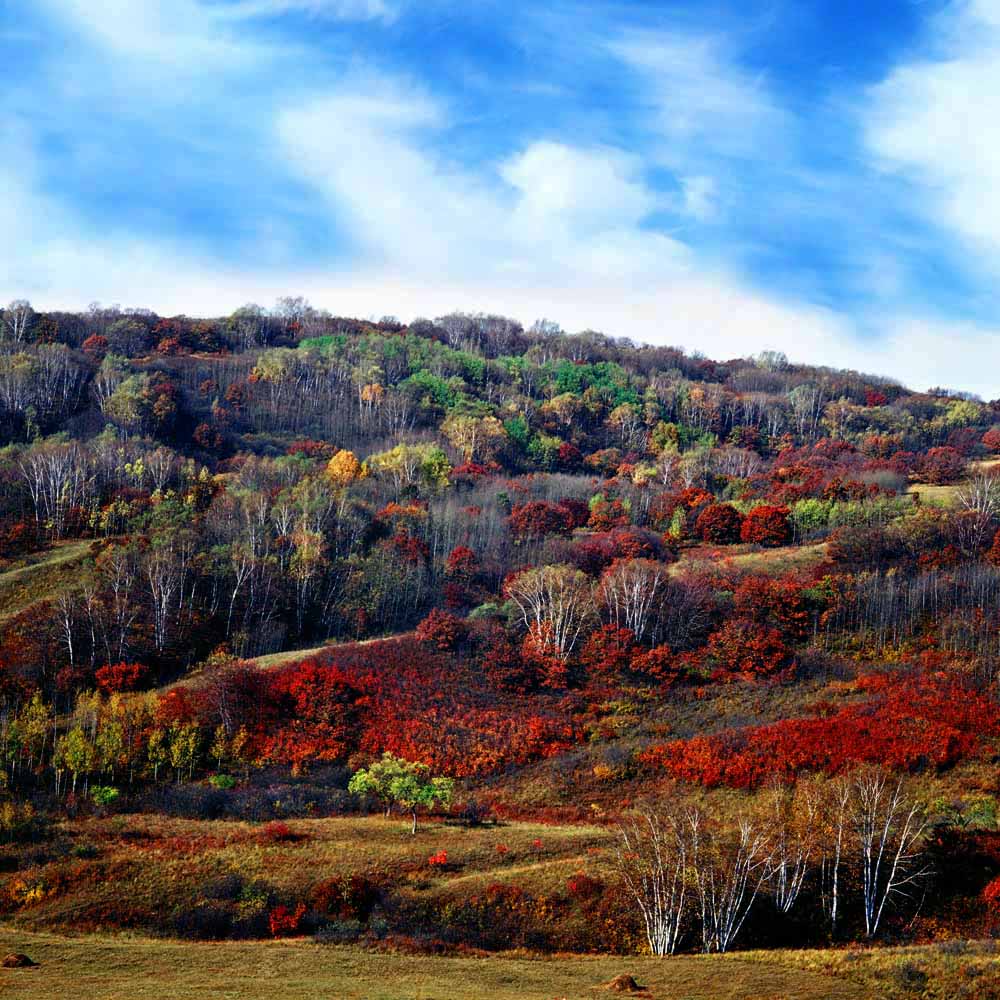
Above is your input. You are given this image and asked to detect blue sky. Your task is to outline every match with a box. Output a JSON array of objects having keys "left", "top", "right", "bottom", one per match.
[{"left": 2, "top": 0, "right": 999, "bottom": 395}]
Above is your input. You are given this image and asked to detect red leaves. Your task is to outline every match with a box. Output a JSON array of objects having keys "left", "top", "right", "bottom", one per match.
[
  {"left": 508, "top": 501, "right": 573, "bottom": 541},
  {"left": 706, "top": 618, "right": 793, "bottom": 679},
  {"left": 740, "top": 505, "right": 791, "bottom": 547},
  {"left": 920, "top": 446, "right": 966, "bottom": 485},
  {"left": 630, "top": 644, "right": 681, "bottom": 686},
  {"left": 982, "top": 875, "right": 1000, "bottom": 915},
  {"left": 427, "top": 849, "right": 448, "bottom": 867},
  {"left": 695, "top": 503, "right": 744, "bottom": 544},
  {"left": 642, "top": 672, "right": 999, "bottom": 789},
  {"left": 95, "top": 661, "right": 148, "bottom": 694},
  {"left": 268, "top": 902, "right": 306, "bottom": 937},
  {"left": 416, "top": 609, "right": 466, "bottom": 651}
]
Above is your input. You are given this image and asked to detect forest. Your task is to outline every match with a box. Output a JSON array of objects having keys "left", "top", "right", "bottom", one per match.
[{"left": 1, "top": 297, "right": 999, "bottom": 987}]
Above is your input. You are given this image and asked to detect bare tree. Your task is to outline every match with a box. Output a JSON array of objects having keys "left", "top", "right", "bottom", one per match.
[
  {"left": 600, "top": 558, "right": 668, "bottom": 643},
  {"left": 504, "top": 563, "right": 595, "bottom": 659},
  {"left": 850, "top": 768, "right": 930, "bottom": 939},
  {"left": 616, "top": 806, "right": 689, "bottom": 956},
  {"left": 766, "top": 781, "right": 819, "bottom": 914},
  {"left": 955, "top": 473, "right": 1000, "bottom": 553},
  {"left": 2, "top": 299, "right": 33, "bottom": 347},
  {"left": 689, "top": 811, "right": 771, "bottom": 954}
]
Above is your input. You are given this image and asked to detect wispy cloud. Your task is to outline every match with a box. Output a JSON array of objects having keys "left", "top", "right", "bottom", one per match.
[
  {"left": 2, "top": 0, "right": 1000, "bottom": 396},
  {"left": 216, "top": 0, "right": 402, "bottom": 22},
  {"left": 865, "top": 0, "right": 1000, "bottom": 262}
]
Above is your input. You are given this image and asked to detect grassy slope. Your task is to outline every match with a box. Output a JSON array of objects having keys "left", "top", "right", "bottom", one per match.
[
  {"left": 0, "top": 930, "right": 872, "bottom": 1000},
  {"left": 7, "top": 816, "right": 610, "bottom": 933},
  {"left": 0, "top": 540, "right": 90, "bottom": 620}
]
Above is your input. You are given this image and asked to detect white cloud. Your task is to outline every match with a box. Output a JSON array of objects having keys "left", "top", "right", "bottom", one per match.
[
  {"left": 37, "top": 0, "right": 255, "bottom": 68},
  {"left": 218, "top": 0, "right": 400, "bottom": 22},
  {"left": 865, "top": 0, "right": 1000, "bottom": 257},
  {"left": 277, "top": 85, "right": 689, "bottom": 283},
  {"left": 611, "top": 31, "right": 787, "bottom": 166}
]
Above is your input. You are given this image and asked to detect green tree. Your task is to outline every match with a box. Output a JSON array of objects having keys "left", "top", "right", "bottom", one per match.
[{"left": 349, "top": 753, "right": 454, "bottom": 834}]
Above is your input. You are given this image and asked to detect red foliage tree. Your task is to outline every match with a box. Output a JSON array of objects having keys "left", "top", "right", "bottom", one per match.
[
  {"left": 416, "top": 609, "right": 466, "bottom": 651},
  {"left": 732, "top": 575, "right": 814, "bottom": 642},
  {"left": 587, "top": 497, "right": 629, "bottom": 532},
  {"left": 630, "top": 644, "right": 682, "bottom": 686},
  {"left": 95, "top": 661, "right": 149, "bottom": 694},
  {"left": 577, "top": 625, "right": 634, "bottom": 680},
  {"left": 706, "top": 618, "right": 793, "bottom": 679},
  {"left": 983, "top": 428, "right": 1000, "bottom": 454},
  {"left": 920, "top": 447, "right": 966, "bottom": 485},
  {"left": 81, "top": 333, "right": 109, "bottom": 359},
  {"left": 740, "top": 505, "right": 791, "bottom": 547},
  {"left": 695, "top": 503, "right": 744, "bottom": 544},
  {"left": 445, "top": 545, "right": 477, "bottom": 578},
  {"left": 508, "top": 501, "right": 573, "bottom": 541}
]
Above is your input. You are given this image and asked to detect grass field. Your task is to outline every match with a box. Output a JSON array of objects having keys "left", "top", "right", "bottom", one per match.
[
  {"left": 670, "top": 542, "right": 828, "bottom": 578},
  {"left": 0, "top": 540, "right": 90, "bottom": 620},
  {"left": 0, "top": 930, "right": 872, "bottom": 1000},
  {"left": 2, "top": 930, "right": 997, "bottom": 1000}
]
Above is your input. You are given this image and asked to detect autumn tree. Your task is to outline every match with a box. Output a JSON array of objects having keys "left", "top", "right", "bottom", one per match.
[
  {"left": 348, "top": 753, "right": 454, "bottom": 834},
  {"left": 740, "top": 505, "right": 791, "bottom": 547},
  {"left": 695, "top": 504, "right": 744, "bottom": 544},
  {"left": 616, "top": 806, "right": 689, "bottom": 956},
  {"left": 504, "top": 564, "right": 595, "bottom": 660},
  {"left": 599, "top": 558, "right": 668, "bottom": 643}
]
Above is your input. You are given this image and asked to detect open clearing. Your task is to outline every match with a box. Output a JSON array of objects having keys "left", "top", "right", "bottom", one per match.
[
  {"left": 0, "top": 930, "right": 871, "bottom": 1000},
  {"left": 0, "top": 540, "right": 90, "bottom": 620}
]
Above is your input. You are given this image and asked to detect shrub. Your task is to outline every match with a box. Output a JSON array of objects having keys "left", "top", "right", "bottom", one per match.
[
  {"left": 209, "top": 774, "right": 237, "bottom": 790},
  {"left": 740, "top": 504, "right": 791, "bottom": 547},
  {"left": 258, "top": 821, "right": 297, "bottom": 843},
  {"left": 90, "top": 786, "right": 119, "bottom": 808},
  {"left": 695, "top": 503, "right": 744, "bottom": 544},
  {"left": 984, "top": 875, "right": 1000, "bottom": 915},
  {"left": 416, "top": 609, "right": 466, "bottom": 651},
  {"left": 268, "top": 901, "right": 306, "bottom": 937},
  {"left": 428, "top": 850, "right": 448, "bottom": 867}
]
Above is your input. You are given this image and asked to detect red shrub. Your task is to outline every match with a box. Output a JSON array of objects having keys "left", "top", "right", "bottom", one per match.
[
  {"left": 740, "top": 505, "right": 791, "bottom": 547},
  {"left": 508, "top": 501, "right": 573, "bottom": 541},
  {"left": 428, "top": 850, "right": 449, "bottom": 868},
  {"left": 578, "top": 625, "right": 634, "bottom": 680},
  {"left": 95, "top": 661, "right": 149, "bottom": 694},
  {"left": 706, "top": 618, "right": 793, "bottom": 679},
  {"left": 695, "top": 503, "right": 744, "bottom": 544},
  {"left": 983, "top": 875, "right": 1000, "bottom": 915},
  {"left": 416, "top": 609, "right": 466, "bottom": 651},
  {"left": 642, "top": 672, "right": 998, "bottom": 788},
  {"left": 630, "top": 644, "right": 682, "bottom": 685},
  {"left": 268, "top": 902, "right": 306, "bottom": 937},
  {"left": 567, "top": 872, "right": 605, "bottom": 901},
  {"left": 259, "top": 821, "right": 296, "bottom": 843}
]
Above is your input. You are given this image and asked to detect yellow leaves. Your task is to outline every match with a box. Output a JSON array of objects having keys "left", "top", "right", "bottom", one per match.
[{"left": 325, "top": 449, "right": 362, "bottom": 489}]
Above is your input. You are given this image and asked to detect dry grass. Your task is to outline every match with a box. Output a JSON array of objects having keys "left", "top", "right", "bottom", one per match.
[
  {"left": 670, "top": 543, "right": 828, "bottom": 579},
  {"left": 0, "top": 929, "right": 873, "bottom": 1000},
  {"left": 6, "top": 815, "right": 613, "bottom": 933},
  {"left": 0, "top": 540, "right": 90, "bottom": 620}
]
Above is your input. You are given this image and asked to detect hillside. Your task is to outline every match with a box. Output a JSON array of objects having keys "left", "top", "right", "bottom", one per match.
[{"left": 0, "top": 302, "right": 999, "bottom": 982}]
